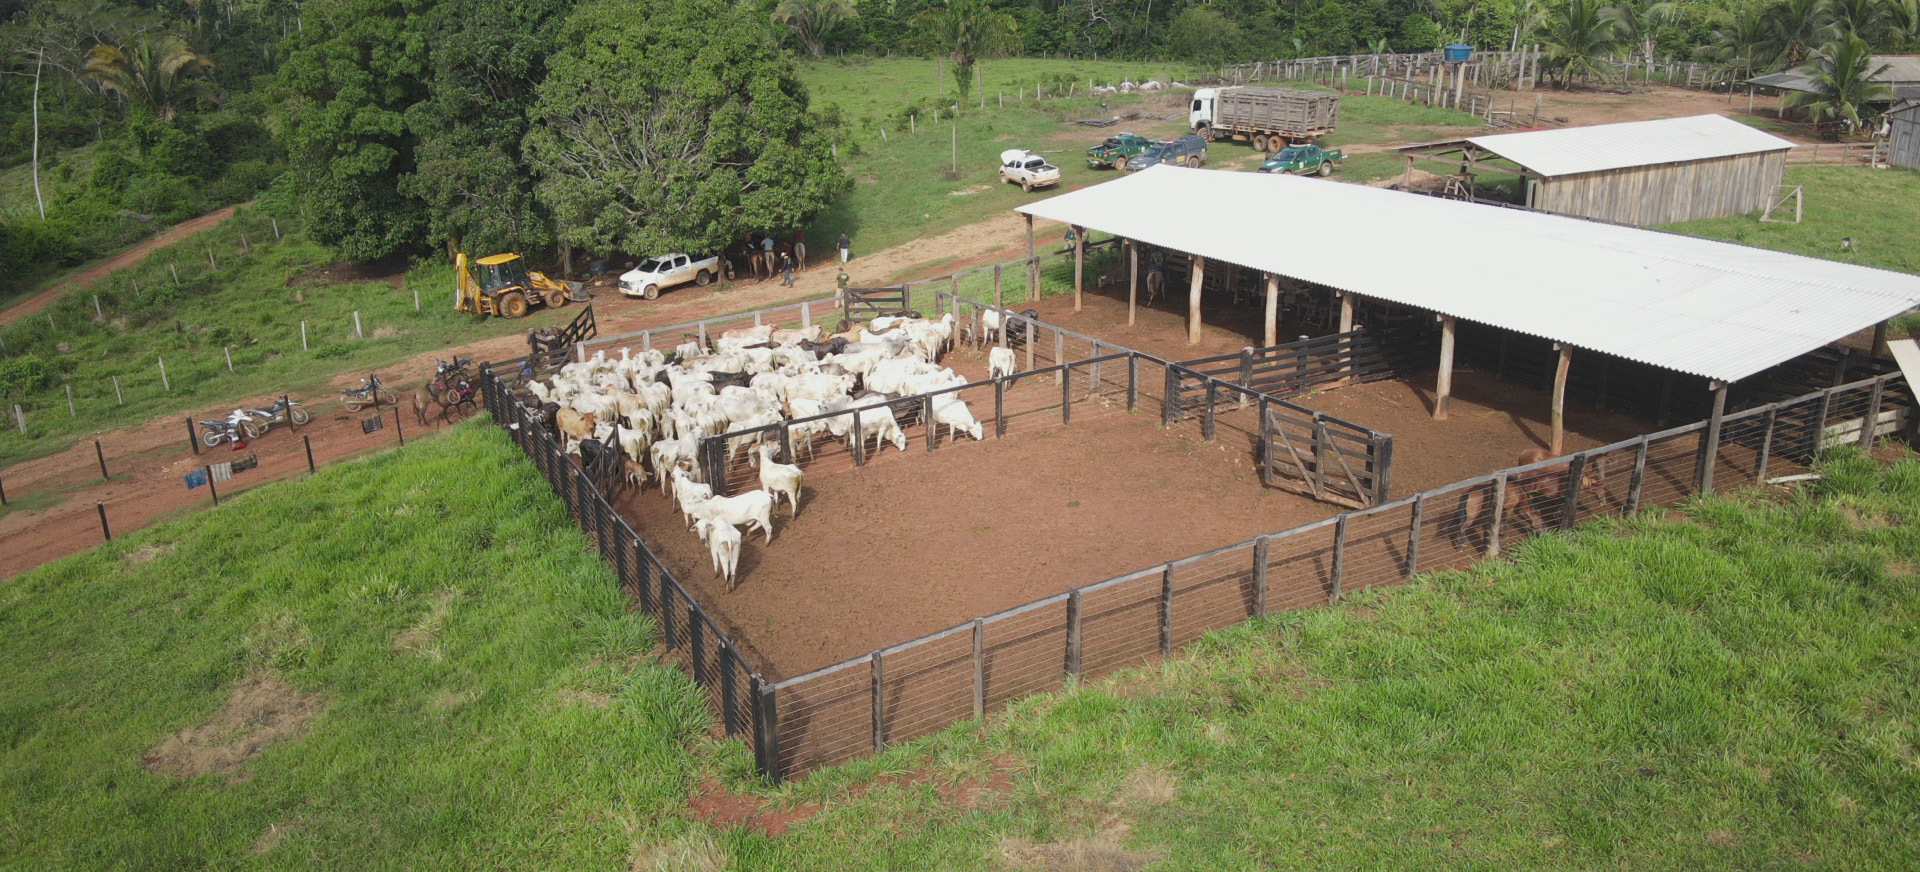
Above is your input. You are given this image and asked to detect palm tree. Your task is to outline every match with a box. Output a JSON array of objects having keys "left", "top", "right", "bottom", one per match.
[
  {"left": 1892, "top": 0, "right": 1920, "bottom": 50},
  {"left": 1704, "top": 5, "right": 1775, "bottom": 82},
  {"left": 80, "top": 33, "right": 213, "bottom": 121},
  {"left": 1540, "top": 0, "right": 1622, "bottom": 87},
  {"left": 1605, "top": 0, "right": 1676, "bottom": 66},
  {"left": 909, "top": 0, "right": 1021, "bottom": 101},
  {"left": 1827, "top": 0, "right": 1893, "bottom": 43},
  {"left": 1783, "top": 34, "right": 1893, "bottom": 135},
  {"left": 1762, "top": 0, "right": 1838, "bottom": 68},
  {"left": 772, "top": 0, "right": 857, "bottom": 59}
]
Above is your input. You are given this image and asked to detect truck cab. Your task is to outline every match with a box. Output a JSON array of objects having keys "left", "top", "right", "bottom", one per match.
[{"left": 1190, "top": 88, "right": 1219, "bottom": 135}]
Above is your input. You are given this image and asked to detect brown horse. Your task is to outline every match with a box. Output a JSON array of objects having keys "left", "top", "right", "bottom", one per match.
[{"left": 1447, "top": 448, "right": 1614, "bottom": 552}]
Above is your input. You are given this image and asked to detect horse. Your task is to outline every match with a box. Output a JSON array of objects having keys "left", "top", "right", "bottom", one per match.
[{"left": 1446, "top": 448, "right": 1614, "bottom": 553}]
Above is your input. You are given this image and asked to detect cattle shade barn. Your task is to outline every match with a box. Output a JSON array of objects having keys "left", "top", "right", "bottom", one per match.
[
  {"left": 1749, "top": 55, "right": 1920, "bottom": 103},
  {"left": 1402, "top": 114, "right": 1794, "bottom": 225},
  {"left": 1020, "top": 165, "right": 1920, "bottom": 451}
]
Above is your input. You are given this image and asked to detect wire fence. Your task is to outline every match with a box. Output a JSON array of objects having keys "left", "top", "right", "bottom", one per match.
[{"left": 762, "top": 372, "right": 1911, "bottom": 779}]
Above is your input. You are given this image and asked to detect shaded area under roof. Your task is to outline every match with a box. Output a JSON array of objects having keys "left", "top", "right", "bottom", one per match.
[
  {"left": 1749, "top": 55, "right": 1920, "bottom": 100},
  {"left": 1463, "top": 114, "right": 1794, "bottom": 177},
  {"left": 1015, "top": 167, "right": 1920, "bottom": 384}
]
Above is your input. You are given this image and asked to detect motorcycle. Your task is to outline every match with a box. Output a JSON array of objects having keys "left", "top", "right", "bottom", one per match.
[
  {"left": 427, "top": 359, "right": 477, "bottom": 408},
  {"left": 339, "top": 374, "right": 396, "bottom": 412},
  {"left": 244, "top": 396, "right": 311, "bottom": 433},
  {"left": 198, "top": 408, "right": 263, "bottom": 447}
]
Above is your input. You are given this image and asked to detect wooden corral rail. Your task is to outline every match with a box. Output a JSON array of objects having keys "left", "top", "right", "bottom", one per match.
[
  {"left": 762, "top": 372, "right": 1912, "bottom": 779},
  {"left": 1170, "top": 324, "right": 1439, "bottom": 406},
  {"left": 1224, "top": 50, "right": 1726, "bottom": 94},
  {"left": 842, "top": 286, "right": 910, "bottom": 323},
  {"left": 1786, "top": 143, "right": 1889, "bottom": 167}
]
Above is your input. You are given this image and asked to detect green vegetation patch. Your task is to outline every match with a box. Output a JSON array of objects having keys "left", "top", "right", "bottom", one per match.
[
  {"left": 0, "top": 423, "right": 710, "bottom": 869},
  {"left": 1664, "top": 166, "right": 1920, "bottom": 277}
]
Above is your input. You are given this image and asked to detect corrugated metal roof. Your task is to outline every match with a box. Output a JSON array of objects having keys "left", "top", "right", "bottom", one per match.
[
  {"left": 1750, "top": 55, "right": 1920, "bottom": 99},
  {"left": 1015, "top": 167, "right": 1920, "bottom": 383},
  {"left": 1465, "top": 114, "right": 1794, "bottom": 177}
]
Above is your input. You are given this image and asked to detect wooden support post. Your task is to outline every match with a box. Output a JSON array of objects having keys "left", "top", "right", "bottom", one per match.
[
  {"left": 1072, "top": 225, "right": 1084, "bottom": 312},
  {"left": 993, "top": 263, "right": 1003, "bottom": 310},
  {"left": 1158, "top": 563, "right": 1174, "bottom": 655},
  {"left": 1865, "top": 376, "right": 1885, "bottom": 447},
  {"left": 94, "top": 439, "right": 108, "bottom": 478},
  {"left": 1697, "top": 381, "right": 1728, "bottom": 495},
  {"left": 753, "top": 679, "right": 781, "bottom": 783},
  {"left": 1550, "top": 343, "right": 1572, "bottom": 456},
  {"left": 97, "top": 501, "right": 111, "bottom": 541},
  {"left": 1434, "top": 316, "right": 1456, "bottom": 420},
  {"left": 1024, "top": 213, "right": 1034, "bottom": 261},
  {"left": 1127, "top": 241, "right": 1139, "bottom": 326},
  {"left": 1065, "top": 590, "right": 1083, "bottom": 679},
  {"left": 1486, "top": 473, "right": 1507, "bottom": 556},
  {"left": 1187, "top": 256, "right": 1205, "bottom": 345},
  {"left": 1025, "top": 319, "right": 1035, "bottom": 372},
  {"left": 1873, "top": 321, "right": 1890, "bottom": 357},
  {"left": 1559, "top": 454, "right": 1587, "bottom": 530},
  {"left": 1263, "top": 273, "right": 1279, "bottom": 348},
  {"left": 205, "top": 465, "right": 219, "bottom": 505},
  {"left": 1329, "top": 515, "right": 1349, "bottom": 602},
  {"left": 1756, "top": 408, "right": 1777, "bottom": 483},
  {"left": 1405, "top": 494, "right": 1425, "bottom": 577}
]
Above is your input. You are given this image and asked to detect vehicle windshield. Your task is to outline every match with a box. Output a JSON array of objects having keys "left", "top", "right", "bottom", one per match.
[
  {"left": 635, "top": 257, "right": 667, "bottom": 272},
  {"left": 1275, "top": 147, "right": 1307, "bottom": 161},
  {"left": 1100, "top": 138, "right": 1123, "bottom": 148},
  {"left": 1142, "top": 145, "right": 1168, "bottom": 159},
  {"left": 1025, "top": 159, "right": 1048, "bottom": 170}
]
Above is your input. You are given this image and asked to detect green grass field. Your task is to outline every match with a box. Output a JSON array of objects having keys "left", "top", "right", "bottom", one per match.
[
  {"left": 0, "top": 210, "right": 583, "bottom": 468},
  {"left": 1665, "top": 166, "right": 1920, "bottom": 278},
  {"left": 8, "top": 423, "right": 1917, "bottom": 868},
  {"left": 0, "top": 423, "right": 717, "bottom": 869},
  {"left": 798, "top": 57, "right": 1202, "bottom": 128},
  {"left": 0, "top": 143, "right": 101, "bottom": 222}
]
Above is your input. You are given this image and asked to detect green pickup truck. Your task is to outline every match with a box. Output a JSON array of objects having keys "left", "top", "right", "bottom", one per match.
[
  {"left": 1256, "top": 144, "right": 1345, "bottom": 176},
  {"left": 1086, "top": 132, "right": 1155, "bottom": 171}
]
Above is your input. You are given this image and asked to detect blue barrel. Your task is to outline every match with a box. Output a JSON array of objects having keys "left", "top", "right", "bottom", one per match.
[{"left": 1444, "top": 44, "right": 1473, "bottom": 63}]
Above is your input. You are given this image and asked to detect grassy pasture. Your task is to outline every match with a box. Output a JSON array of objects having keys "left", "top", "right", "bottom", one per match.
[{"left": 1665, "top": 165, "right": 1920, "bottom": 278}]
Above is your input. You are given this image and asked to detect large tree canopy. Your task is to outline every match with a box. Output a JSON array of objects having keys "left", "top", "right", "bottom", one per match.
[{"left": 526, "top": 0, "right": 846, "bottom": 257}]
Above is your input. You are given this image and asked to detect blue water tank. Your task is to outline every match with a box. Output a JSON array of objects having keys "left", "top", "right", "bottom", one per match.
[{"left": 1444, "top": 44, "right": 1473, "bottom": 63}]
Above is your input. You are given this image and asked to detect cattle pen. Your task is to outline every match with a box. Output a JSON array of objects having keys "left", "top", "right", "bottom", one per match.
[{"left": 476, "top": 263, "right": 1914, "bottom": 780}]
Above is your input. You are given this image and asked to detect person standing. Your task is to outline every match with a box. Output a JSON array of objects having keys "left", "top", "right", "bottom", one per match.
[
  {"left": 838, "top": 231, "right": 851, "bottom": 263},
  {"left": 779, "top": 251, "right": 795, "bottom": 287},
  {"left": 761, "top": 234, "right": 776, "bottom": 279}
]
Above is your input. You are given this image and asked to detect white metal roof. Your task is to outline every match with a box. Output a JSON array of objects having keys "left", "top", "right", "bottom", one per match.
[
  {"left": 1016, "top": 167, "right": 1920, "bottom": 383},
  {"left": 1464, "top": 114, "right": 1794, "bottom": 177}
]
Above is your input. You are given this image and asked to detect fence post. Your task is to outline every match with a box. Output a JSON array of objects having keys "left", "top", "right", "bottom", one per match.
[
  {"left": 1487, "top": 473, "right": 1508, "bottom": 556},
  {"left": 994, "top": 379, "right": 1006, "bottom": 438},
  {"left": 1312, "top": 415, "right": 1332, "bottom": 490},
  {"left": 720, "top": 645, "right": 739, "bottom": 737},
  {"left": 1202, "top": 381, "right": 1216, "bottom": 441},
  {"left": 753, "top": 677, "right": 782, "bottom": 783},
  {"left": 205, "top": 464, "right": 219, "bottom": 505},
  {"left": 634, "top": 537, "right": 654, "bottom": 614},
  {"left": 1162, "top": 367, "right": 1178, "bottom": 426},
  {"left": 186, "top": 416, "right": 198, "bottom": 454},
  {"left": 690, "top": 608, "right": 707, "bottom": 686},
  {"left": 393, "top": 406, "right": 405, "bottom": 447},
  {"left": 1696, "top": 383, "right": 1727, "bottom": 495},
  {"left": 1252, "top": 536, "right": 1270, "bottom": 619},
  {"left": 1372, "top": 434, "right": 1394, "bottom": 504},
  {"left": 1159, "top": 562, "right": 1174, "bottom": 656},
  {"left": 113, "top": 375, "right": 122, "bottom": 405},
  {"left": 1864, "top": 376, "right": 1886, "bottom": 448},
  {"left": 1061, "top": 367, "right": 1072, "bottom": 426},
  {"left": 1127, "top": 355, "right": 1138, "bottom": 412},
  {"left": 1053, "top": 332, "right": 1065, "bottom": 383},
  {"left": 353, "top": 310, "right": 363, "bottom": 339},
  {"left": 1405, "top": 493, "right": 1425, "bottom": 577},
  {"left": 1813, "top": 388, "right": 1835, "bottom": 454},
  {"left": 1756, "top": 407, "right": 1778, "bottom": 483},
  {"left": 224, "top": 346, "right": 234, "bottom": 373},
  {"left": 1560, "top": 453, "right": 1587, "bottom": 530},
  {"left": 870, "top": 651, "right": 886, "bottom": 752},
  {"left": 1329, "top": 515, "right": 1348, "bottom": 602},
  {"left": 97, "top": 501, "right": 111, "bottom": 541},
  {"left": 304, "top": 435, "right": 315, "bottom": 472},
  {"left": 924, "top": 396, "right": 936, "bottom": 451},
  {"left": 0, "top": 471, "right": 6, "bottom": 505},
  {"left": 158, "top": 357, "right": 169, "bottom": 391},
  {"left": 1065, "top": 589, "right": 1083, "bottom": 680},
  {"left": 971, "top": 618, "right": 986, "bottom": 718},
  {"left": 851, "top": 409, "right": 866, "bottom": 466},
  {"left": 1024, "top": 319, "right": 1036, "bottom": 371},
  {"left": 94, "top": 439, "right": 108, "bottom": 479},
  {"left": 301, "top": 321, "right": 308, "bottom": 351}
]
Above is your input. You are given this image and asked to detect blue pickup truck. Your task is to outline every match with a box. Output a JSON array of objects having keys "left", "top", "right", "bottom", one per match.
[{"left": 1124, "top": 135, "right": 1209, "bottom": 173}]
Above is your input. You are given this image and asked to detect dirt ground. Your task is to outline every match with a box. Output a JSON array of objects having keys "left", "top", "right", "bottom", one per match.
[{"left": 0, "top": 204, "right": 246, "bottom": 327}]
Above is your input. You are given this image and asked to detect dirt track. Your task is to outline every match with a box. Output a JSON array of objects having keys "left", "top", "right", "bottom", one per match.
[{"left": 0, "top": 204, "right": 245, "bottom": 328}]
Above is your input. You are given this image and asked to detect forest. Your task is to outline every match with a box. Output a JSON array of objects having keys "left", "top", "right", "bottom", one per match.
[{"left": 3, "top": 0, "right": 1918, "bottom": 297}]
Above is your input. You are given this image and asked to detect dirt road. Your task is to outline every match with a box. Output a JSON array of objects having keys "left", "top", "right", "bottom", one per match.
[{"left": 0, "top": 204, "right": 246, "bottom": 328}]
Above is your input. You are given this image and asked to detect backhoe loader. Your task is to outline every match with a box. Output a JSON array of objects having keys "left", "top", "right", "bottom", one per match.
[{"left": 454, "top": 252, "right": 589, "bottom": 318}]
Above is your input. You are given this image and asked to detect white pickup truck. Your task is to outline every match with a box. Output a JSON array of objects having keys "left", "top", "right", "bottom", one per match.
[
  {"left": 999, "top": 149, "right": 1061, "bottom": 193},
  {"left": 618, "top": 253, "right": 721, "bottom": 300}
]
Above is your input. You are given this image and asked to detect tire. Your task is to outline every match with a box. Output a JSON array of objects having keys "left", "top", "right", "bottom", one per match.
[
  {"left": 1196, "top": 124, "right": 1213, "bottom": 142},
  {"left": 343, "top": 395, "right": 364, "bottom": 412},
  {"left": 376, "top": 388, "right": 397, "bottom": 407},
  {"left": 201, "top": 428, "right": 225, "bottom": 448},
  {"left": 291, "top": 408, "right": 311, "bottom": 425},
  {"left": 694, "top": 270, "right": 712, "bottom": 287},
  {"left": 1114, "top": 156, "right": 1128, "bottom": 172},
  {"left": 642, "top": 283, "right": 660, "bottom": 301},
  {"left": 1251, "top": 134, "right": 1268, "bottom": 152},
  {"left": 499, "top": 291, "right": 530, "bottom": 318},
  {"left": 1187, "top": 156, "right": 1201, "bottom": 168},
  {"left": 1022, "top": 179, "right": 1033, "bottom": 193},
  {"left": 1318, "top": 161, "right": 1333, "bottom": 177},
  {"left": 548, "top": 290, "right": 569, "bottom": 308},
  {"left": 241, "top": 419, "right": 266, "bottom": 440}
]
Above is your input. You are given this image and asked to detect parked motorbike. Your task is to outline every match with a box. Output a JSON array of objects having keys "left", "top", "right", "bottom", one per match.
[
  {"left": 339, "top": 374, "right": 396, "bottom": 412},
  {"left": 244, "top": 396, "right": 311, "bottom": 433},
  {"left": 426, "top": 359, "right": 476, "bottom": 407},
  {"left": 198, "top": 409, "right": 263, "bottom": 447}
]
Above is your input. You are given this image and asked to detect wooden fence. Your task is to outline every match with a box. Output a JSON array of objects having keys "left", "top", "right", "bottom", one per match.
[
  {"left": 1169, "top": 324, "right": 1438, "bottom": 406},
  {"left": 1225, "top": 50, "right": 1728, "bottom": 94},
  {"left": 1786, "top": 143, "right": 1890, "bottom": 167},
  {"left": 761, "top": 372, "right": 1911, "bottom": 779}
]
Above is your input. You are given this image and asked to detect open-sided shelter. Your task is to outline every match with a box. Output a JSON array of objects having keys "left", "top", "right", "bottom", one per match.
[{"left": 1018, "top": 165, "right": 1920, "bottom": 457}]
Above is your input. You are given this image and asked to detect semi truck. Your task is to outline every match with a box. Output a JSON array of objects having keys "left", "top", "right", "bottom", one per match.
[{"left": 1189, "top": 86, "right": 1340, "bottom": 154}]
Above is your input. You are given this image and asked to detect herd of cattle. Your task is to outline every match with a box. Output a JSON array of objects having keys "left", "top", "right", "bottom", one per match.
[{"left": 519, "top": 310, "right": 1034, "bottom": 587}]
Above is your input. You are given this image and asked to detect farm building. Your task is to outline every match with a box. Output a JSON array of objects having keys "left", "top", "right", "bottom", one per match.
[
  {"left": 1022, "top": 165, "right": 1920, "bottom": 453},
  {"left": 1397, "top": 114, "right": 1795, "bottom": 225},
  {"left": 1750, "top": 55, "right": 1920, "bottom": 105},
  {"left": 1891, "top": 101, "right": 1920, "bottom": 170}
]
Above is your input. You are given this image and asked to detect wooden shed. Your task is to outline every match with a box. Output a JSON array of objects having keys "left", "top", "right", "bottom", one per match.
[
  {"left": 1890, "top": 101, "right": 1920, "bottom": 171},
  {"left": 1401, "top": 115, "right": 1795, "bottom": 226}
]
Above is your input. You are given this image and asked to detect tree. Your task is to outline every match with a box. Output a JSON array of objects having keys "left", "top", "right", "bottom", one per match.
[
  {"left": 1540, "top": 0, "right": 1622, "bottom": 87},
  {"left": 1763, "top": 0, "right": 1838, "bottom": 68},
  {"left": 1828, "top": 0, "right": 1893, "bottom": 44},
  {"left": 2, "top": 0, "right": 144, "bottom": 219},
  {"left": 273, "top": 0, "right": 431, "bottom": 261},
  {"left": 1165, "top": 7, "right": 1242, "bottom": 70},
  {"left": 1704, "top": 4, "right": 1773, "bottom": 82},
  {"left": 80, "top": 33, "right": 214, "bottom": 122},
  {"left": 1605, "top": 0, "right": 1676, "bottom": 66},
  {"left": 773, "top": 0, "right": 857, "bottom": 58},
  {"left": 909, "top": 0, "right": 1021, "bottom": 101},
  {"left": 525, "top": 0, "right": 847, "bottom": 258},
  {"left": 1783, "top": 33, "right": 1892, "bottom": 134}
]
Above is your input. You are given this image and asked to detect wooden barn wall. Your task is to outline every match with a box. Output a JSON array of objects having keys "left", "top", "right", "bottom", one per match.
[
  {"left": 1891, "top": 106, "right": 1920, "bottom": 170},
  {"left": 1534, "top": 151, "right": 1787, "bottom": 225}
]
